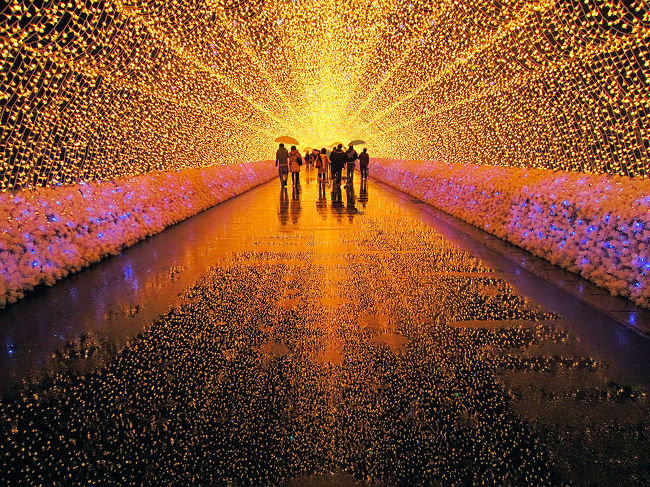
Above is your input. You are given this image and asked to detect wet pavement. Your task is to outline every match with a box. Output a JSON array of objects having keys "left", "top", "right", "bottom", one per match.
[{"left": 1, "top": 169, "right": 649, "bottom": 486}]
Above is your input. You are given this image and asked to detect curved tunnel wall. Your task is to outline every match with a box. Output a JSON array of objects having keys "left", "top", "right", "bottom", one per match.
[{"left": 0, "top": 1, "right": 649, "bottom": 306}]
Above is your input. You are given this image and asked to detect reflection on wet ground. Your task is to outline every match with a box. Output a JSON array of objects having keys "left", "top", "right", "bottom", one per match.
[{"left": 0, "top": 169, "right": 649, "bottom": 486}]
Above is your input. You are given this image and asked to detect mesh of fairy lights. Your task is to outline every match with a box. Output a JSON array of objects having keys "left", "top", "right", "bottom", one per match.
[{"left": 0, "top": 0, "right": 649, "bottom": 191}]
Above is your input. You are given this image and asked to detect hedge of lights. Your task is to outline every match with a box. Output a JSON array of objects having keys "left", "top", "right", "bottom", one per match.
[
  {"left": 0, "top": 161, "right": 275, "bottom": 307},
  {"left": 370, "top": 158, "right": 650, "bottom": 309}
]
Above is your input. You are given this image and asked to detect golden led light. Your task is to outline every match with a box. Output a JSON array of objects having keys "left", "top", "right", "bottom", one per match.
[{"left": 0, "top": 0, "right": 649, "bottom": 191}]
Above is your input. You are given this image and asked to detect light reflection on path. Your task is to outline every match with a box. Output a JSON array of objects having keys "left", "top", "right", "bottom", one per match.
[{"left": 0, "top": 168, "right": 648, "bottom": 394}]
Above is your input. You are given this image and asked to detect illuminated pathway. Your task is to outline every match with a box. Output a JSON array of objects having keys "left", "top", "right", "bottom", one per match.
[{"left": 1, "top": 170, "right": 649, "bottom": 486}]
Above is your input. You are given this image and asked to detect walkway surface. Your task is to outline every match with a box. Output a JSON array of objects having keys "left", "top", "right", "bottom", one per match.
[{"left": 1, "top": 169, "right": 649, "bottom": 486}]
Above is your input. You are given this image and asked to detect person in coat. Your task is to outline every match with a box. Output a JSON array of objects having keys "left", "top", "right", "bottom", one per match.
[
  {"left": 318, "top": 148, "right": 329, "bottom": 189},
  {"left": 345, "top": 144, "right": 358, "bottom": 185},
  {"left": 358, "top": 148, "right": 370, "bottom": 180},
  {"left": 311, "top": 149, "right": 320, "bottom": 170},
  {"left": 275, "top": 143, "right": 289, "bottom": 187},
  {"left": 289, "top": 145, "right": 302, "bottom": 186},
  {"left": 329, "top": 144, "right": 346, "bottom": 186}
]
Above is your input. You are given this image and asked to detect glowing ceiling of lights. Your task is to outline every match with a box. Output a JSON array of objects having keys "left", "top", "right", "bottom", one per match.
[{"left": 1, "top": 0, "right": 648, "bottom": 190}]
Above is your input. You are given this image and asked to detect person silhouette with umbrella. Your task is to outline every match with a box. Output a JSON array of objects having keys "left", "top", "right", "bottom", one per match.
[
  {"left": 345, "top": 144, "right": 359, "bottom": 186},
  {"left": 275, "top": 143, "right": 290, "bottom": 187}
]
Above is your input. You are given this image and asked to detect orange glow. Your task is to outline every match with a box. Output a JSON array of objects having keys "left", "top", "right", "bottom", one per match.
[{"left": 1, "top": 1, "right": 649, "bottom": 191}]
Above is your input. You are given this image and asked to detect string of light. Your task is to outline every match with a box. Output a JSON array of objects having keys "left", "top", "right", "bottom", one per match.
[{"left": 1, "top": 0, "right": 648, "bottom": 191}]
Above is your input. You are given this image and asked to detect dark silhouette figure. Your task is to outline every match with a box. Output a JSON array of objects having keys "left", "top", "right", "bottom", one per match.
[
  {"left": 329, "top": 144, "right": 346, "bottom": 186},
  {"left": 276, "top": 143, "right": 289, "bottom": 187},
  {"left": 317, "top": 148, "right": 328, "bottom": 190},
  {"left": 345, "top": 144, "right": 358, "bottom": 185},
  {"left": 359, "top": 148, "right": 369, "bottom": 180},
  {"left": 289, "top": 145, "right": 302, "bottom": 187}
]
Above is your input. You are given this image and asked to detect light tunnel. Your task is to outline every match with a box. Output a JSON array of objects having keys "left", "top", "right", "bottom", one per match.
[{"left": 1, "top": 1, "right": 650, "bottom": 485}]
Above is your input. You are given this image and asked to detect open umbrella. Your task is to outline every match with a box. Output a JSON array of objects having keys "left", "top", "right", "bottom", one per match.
[
  {"left": 274, "top": 136, "right": 299, "bottom": 145},
  {"left": 348, "top": 139, "right": 366, "bottom": 146}
]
